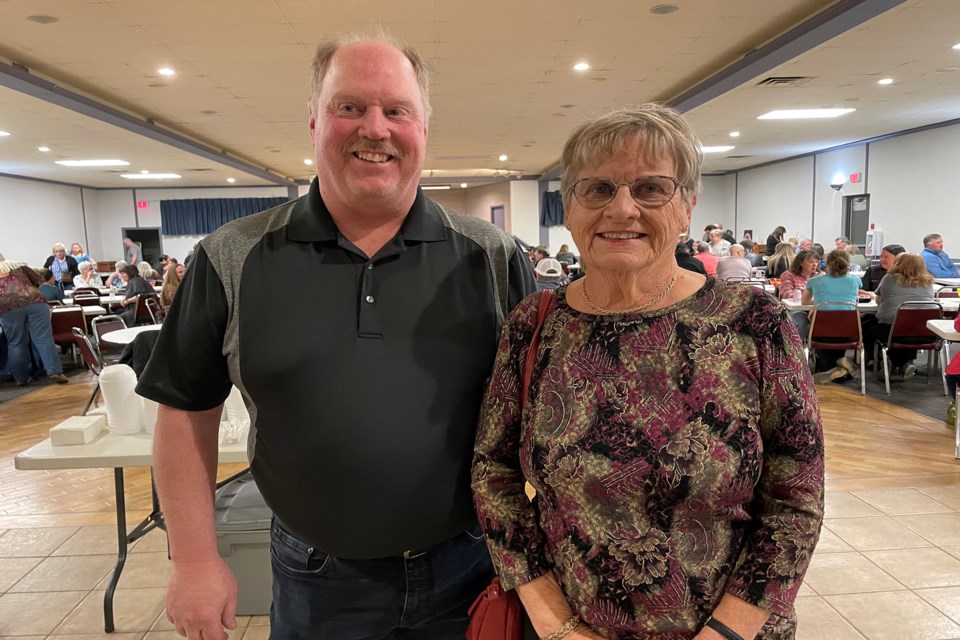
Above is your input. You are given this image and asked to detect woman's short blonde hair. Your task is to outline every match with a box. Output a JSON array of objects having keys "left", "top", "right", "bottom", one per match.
[
  {"left": 52, "top": 242, "right": 66, "bottom": 252},
  {"left": 888, "top": 253, "right": 934, "bottom": 288},
  {"left": 826, "top": 249, "right": 850, "bottom": 277},
  {"left": 137, "top": 262, "right": 153, "bottom": 278},
  {"left": 78, "top": 261, "right": 93, "bottom": 272},
  {"left": 560, "top": 104, "right": 703, "bottom": 206}
]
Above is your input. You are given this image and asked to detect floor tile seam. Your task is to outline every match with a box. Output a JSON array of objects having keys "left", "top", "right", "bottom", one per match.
[
  {"left": 912, "top": 588, "right": 960, "bottom": 627},
  {"left": 810, "top": 550, "right": 910, "bottom": 593},
  {"left": 892, "top": 514, "right": 960, "bottom": 546},
  {"left": 820, "top": 520, "right": 936, "bottom": 551},
  {"left": 845, "top": 489, "right": 960, "bottom": 515},
  {"left": 913, "top": 488, "right": 960, "bottom": 512},
  {"left": 808, "top": 592, "right": 870, "bottom": 639}
]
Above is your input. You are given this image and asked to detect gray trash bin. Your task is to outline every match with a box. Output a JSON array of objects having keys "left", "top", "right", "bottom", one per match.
[{"left": 215, "top": 471, "right": 273, "bottom": 615}]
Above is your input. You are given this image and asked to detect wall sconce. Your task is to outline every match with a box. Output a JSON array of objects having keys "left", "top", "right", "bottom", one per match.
[{"left": 830, "top": 172, "right": 845, "bottom": 191}]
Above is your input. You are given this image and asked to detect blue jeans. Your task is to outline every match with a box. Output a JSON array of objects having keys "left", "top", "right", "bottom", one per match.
[
  {"left": 0, "top": 303, "right": 62, "bottom": 382},
  {"left": 269, "top": 520, "right": 494, "bottom": 640}
]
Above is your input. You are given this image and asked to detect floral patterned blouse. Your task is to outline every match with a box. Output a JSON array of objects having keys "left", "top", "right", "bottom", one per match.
[{"left": 472, "top": 278, "right": 824, "bottom": 639}]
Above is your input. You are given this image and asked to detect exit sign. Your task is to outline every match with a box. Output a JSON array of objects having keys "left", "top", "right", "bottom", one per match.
[
  {"left": 849, "top": 173, "right": 862, "bottom": 184},
  {"left": 136, "top": 200, "right": 149, "bottom": 209}
]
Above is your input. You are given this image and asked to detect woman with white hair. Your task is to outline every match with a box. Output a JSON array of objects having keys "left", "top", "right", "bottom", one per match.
[
  {"left": 137, "top": 261, "right": 161, "bottom": 282},
  {"left": 108, "top": 260, "right": 127, "bottom": 290},
  {"left": 0, "top": 252, "right": 68, "bottom": 385},
  {"left": 42, "top": 242, "right": 80, "bottom": 290},
  {"left": 74, "top": 261, "right": 101, "bottom": 289}
]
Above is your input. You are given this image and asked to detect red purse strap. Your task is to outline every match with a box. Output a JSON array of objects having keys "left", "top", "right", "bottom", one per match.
[{"left": 521, "top": 291, "right": 554, "bottom": 409}]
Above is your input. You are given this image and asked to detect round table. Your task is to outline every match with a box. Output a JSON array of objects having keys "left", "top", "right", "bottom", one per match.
[{"left": 100, "top": 325, "right": 161, "bottom": 345}]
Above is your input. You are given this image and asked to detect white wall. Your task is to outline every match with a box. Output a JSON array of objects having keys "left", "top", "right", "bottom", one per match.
[
  {"left": 813, "top": 145, "right": 866, "bottom": 244},
  {"left": 736, "top": 156, "right": 815, "bottom": 245},
  {"left": 95, "top": 190, "right": 138, "bottom": 261},
  {"left": 80, "top": 188, "right": 104, "bottom": 260},
  {"left": 694, "top": 175, "right": 736, "bottom": 239},
  {"left": 0, "top": 176, "right": 87, "bottom": 265},
  {"left": 426, "top": 188, "right": 468, "bottom": 212},
  {"left": 509, "top": 180, "right": 539, "bottom": 245},
  {"left": 868, "top": 125, "right": 960, "bottom": 253},
  {"left": 465, "top": 182, "right": 510, "bottom": 225}
]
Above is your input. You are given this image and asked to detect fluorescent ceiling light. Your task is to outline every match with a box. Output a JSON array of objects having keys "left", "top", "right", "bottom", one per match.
[
  {"left": 877, "top": 78, "right": 894, "bottom": 85},
  {"left": 157, "top": 67, "right": 176, "bottom": 76},
  {"left": 573, "top": 62, "right": 590, "bottom": 71},
  {"left": 421, "top": 185, "right": 451, "bottom": 190},
  {"left": 701, "top": 145, "right": 735, "bottom": 153},
  {"left": 498, "top": 154, "right": 508, "bottom": 161},
  {"left": 303, "top": 158, "right": 314, "bottom": 165},
  {"left": 728, "top": 131, "right": 740, "bottom": 138},
  {"left": 120, "top": 173, "right": 181, "bottom": 180},
  {"left": 757, "top": 108, "right": 855, "bottom": 120},
  {"left": 38, "top": 146, "right": 50, "bottom": 152},
  {"left": 56, "top": 159, "right": 130, "bottom": 167},
  {"left": 226, "top": 177, "right": 236, "bottom": 183},
  {"left": 0, "top": 131, "right": 10, "bottom": 137}
]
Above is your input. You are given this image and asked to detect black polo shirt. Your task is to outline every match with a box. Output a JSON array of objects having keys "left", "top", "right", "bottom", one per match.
[{"left": 137, "top": 180, "right": 535, "bottom": 558}]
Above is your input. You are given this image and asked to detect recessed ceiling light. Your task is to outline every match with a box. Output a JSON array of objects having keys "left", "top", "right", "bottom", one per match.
[
  {"left": 38, "top": 146, "right": 50, "bottom": 152},
  {"left": 460, "top": 182, "right": 468, "bottom": 188},
  {"left": 55, "top": 159, "right": 130, "bottom": 167},
  {"left": 650, "top": 4, "right": 680, "bottom": 15},
  {"left": 877, "top": 78, "right": 894, "bottom": 85},
  {"left": 226, "top": 177, "right": 236, "bottom": 183},
  {"left": 729, "top": 131, "right": 740, "bottom": 138},
  {"left": 120, "top": 173, "right": 181, "bottom": 180},
  {"left": 757, "top": 108, "right": 856, "bottom": 120},
  {"left": 701, "top": 145, "right": 735, "bottom": 153},
  {"left": 0, "top": 131, "right": 10, "bottom": 137},
  {"left": 498, "top": 154, "right": 508, "bottom": 162},
  {"left": 953, "top": 43, "right": 960, "bottom": 50},
  {"left": 140, "top": 169, "right": 150, "bottom": 174},
  {"left": 157, "top": 67, "right": 176, "bottom": 77},
  {"left": 304, "top": 158, "right": 314, "bottom": 165},
  {"left": 573, "top": 62, "right": 590, "bottom": 72},
  {"left": 421, "top": 185, "right": 451, "bottom": 190},
  {"left": 26, "top": 15, "right": 59, "bottom": 24}
]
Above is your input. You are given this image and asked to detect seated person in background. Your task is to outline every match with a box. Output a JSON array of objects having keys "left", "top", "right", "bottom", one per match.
[
  {"left": 678, "top": 232, "right": 695, "bottom": 253},
  {"left": 716, "top": 243, "right": 753, "bottom": 280},
  {"left": 708, "top": 228, "right": 731, "bottom": 257},
  {"left": 534, "top": 257, "right": 565, "bottom": 291},
  {"left": 73, "top": 261, "right": 100, "bottom": 289},
  {"left": 742, "top": 240, "right": 763, "bottom": 267},
  {"left": 138, "top": 261, "right": 162, "bottom": 282},
  {"left": 721, "top": 229, "right": 736, "bottom": 245},
  {"left": 797, "top": 237, "right": 813, "bottom": 251},
  {"left": 802, "top": 249, "right": 862, "bottom": 383},
  {"left": 701, "top": 223, "right": 717, "bottom": 243},
  {"left": 862, "top": 244, "right": 905, "bottom": 292},
  {"left": 160, "top": 264, "right": 182, "bottom": 309},
  {"left": 43, "top": 242, "right": 79, "bottom": 290},
  {"left": 766, "top": 242, "right": 796, "bottom": 278},
  {"left": 845, "top": 244, "right": 868, "bottom": 270},
  {"left": 117, "top": 265, "right": 153, "bottom": 326},
  {"left": 175, "top": 263, "right": 186, "bottom": 279},
  {"left": 36, "top": 268, "right": 64, "bottom": 302},
  {"left": 863, "top": 253, "right": 935, "bottom": 379},
  {"left": 835, "top": 236, "right": 850, "bottom": 251},
  {"left": 554, "top": 244, "right": 577, "bottom": 264},
  {"left": 812, "top": 243, "right": 826, "bottom": 270},
  {"left": 158, "top": 254, "right": 170, "bottom": 273},
  {"left": 675, "top": 242, "right": 706, "bottom": 275},
  {"left": 921, "top": 233, "right": 960, "bottom": 278},
  {"left": 108, "top": 260, "right": 127, "bottom": 290},
  {"left": 779, "top": 250, "right": 821, "bottom": 340},
  {"left": 693, "top": 241, "right": 719, "bottom": 276}
]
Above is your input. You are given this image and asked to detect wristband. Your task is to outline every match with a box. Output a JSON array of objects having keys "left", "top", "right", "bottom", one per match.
[
  {"left": 541, "top": 615, "right": 580, "bottom": 640},
  {"left": 705, "top": 615, "right": 745, "bottom": 640}
]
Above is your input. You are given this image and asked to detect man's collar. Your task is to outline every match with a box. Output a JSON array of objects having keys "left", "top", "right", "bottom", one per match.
[{"left": 287, "top": 178, "right": 446, "bottom": 243}]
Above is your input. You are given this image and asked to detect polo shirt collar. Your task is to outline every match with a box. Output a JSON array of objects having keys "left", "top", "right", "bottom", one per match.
[{"left": 287, "top": 178, "right": 446, "bottom": 244}]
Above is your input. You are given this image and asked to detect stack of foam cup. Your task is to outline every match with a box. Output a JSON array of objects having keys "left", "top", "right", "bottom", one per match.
[
  {"left": 99, "top": 365, "right": 143, "bottom": 435},
  {"left": 141, "top": 397, "right": 160, "bottom": 435}
]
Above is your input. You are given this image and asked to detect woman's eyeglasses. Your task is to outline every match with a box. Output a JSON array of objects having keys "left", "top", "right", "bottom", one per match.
[{"left": 568, "top": 176, "right": 681, "bottom": 209}]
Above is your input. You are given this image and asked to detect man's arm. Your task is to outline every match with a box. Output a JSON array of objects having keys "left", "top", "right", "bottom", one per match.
[{"left": 154, "top": 403, "right": 237, "bottom": 640}]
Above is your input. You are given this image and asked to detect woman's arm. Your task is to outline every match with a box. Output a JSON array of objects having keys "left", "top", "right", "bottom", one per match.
[
  {"left": 800, "top": 285, "right": 814, "bottom": 305},
  {"left": 517, "top": 575, "right": 603, "bottom": 639}
]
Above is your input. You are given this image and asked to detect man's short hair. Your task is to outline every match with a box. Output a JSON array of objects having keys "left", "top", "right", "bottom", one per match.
[
  {"left": 883, "top": 244, "right": 906, "bottom": 256},
  {"left": 923, "top": 233, "right": 942, "bottom": 247},
  {"left": 835, "top": 236, "right": 849, "bottom": 243},
  {"left": 696, "top": 242, "right": 710, "bottom": 254},
  {"left": 729, "top": 244, "right": 745, "bottom": 257},
  {"left": 740, "top": 240, "right": 754, "bottom": 252},
  {"left": 308, "top": 29, "right": 432, "bottom": 119}
]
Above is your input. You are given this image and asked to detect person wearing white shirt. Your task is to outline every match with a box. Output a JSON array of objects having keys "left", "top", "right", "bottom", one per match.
[{"left": 709, "top": 228, "right": 731, "bottom": 257}]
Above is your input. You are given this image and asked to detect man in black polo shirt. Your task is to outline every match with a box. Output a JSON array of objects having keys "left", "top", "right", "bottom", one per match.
[{"left": 137, "top": 33, "right": 535, "bottom": 640}]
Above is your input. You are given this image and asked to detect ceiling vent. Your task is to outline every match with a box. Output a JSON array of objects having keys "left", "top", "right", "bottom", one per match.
[
  {"left": 186, "top": 168, "right": 213, "bottom": 172},
  {"left": 725, "top": 155, "right": 752, "bottom": 159},
  {"left": 756, "top": 76, "right": 812, "bottom": 87}
]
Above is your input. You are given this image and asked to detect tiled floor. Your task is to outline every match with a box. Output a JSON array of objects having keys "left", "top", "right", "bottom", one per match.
[{"left": 1, "top": 488, "right": 960, "bottom": 637}]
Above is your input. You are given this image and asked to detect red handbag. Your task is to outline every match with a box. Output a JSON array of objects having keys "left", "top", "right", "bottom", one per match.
[{"left": 467, "top": 291, "right": 555, "bottom": 640}]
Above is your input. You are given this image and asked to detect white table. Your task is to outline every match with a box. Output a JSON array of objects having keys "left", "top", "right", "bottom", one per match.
[
  {"left": 16, "top": 430, "right": 247, "bottom": 631},
  {"left": 783, "top": 299, "right": 959, "bottom": 314},
  {"left": 934, "top": 278, "right": 960, "bottom": 287},
  {"left": 53, "top": 305, "right": 107, "bottom": 317},
  {"left": 926, "top": 319, "right": 960, "bottom": 459},
  {"left": 63, "top": 295, "right": 125, "bottom": 307},
  {"left": 101, "top": 325, "right": 161, "bottom": 345}
]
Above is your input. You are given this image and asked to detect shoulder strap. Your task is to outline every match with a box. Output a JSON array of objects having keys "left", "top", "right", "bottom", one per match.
[{"left": 521, "top": 291, "right": 554, "bottom": 409}]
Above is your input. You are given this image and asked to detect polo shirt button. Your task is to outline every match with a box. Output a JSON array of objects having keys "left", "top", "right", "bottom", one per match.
[
  {"left": 367, "top": 263, "right": 374, "bottom": 270},
  {"left": 366, "top": 295, "right": 375, "bottom": 303}
]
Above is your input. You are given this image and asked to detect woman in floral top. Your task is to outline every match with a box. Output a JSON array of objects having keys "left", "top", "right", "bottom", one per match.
[{"left": 472, "top": 105, "right": 823, "bottom": 640}]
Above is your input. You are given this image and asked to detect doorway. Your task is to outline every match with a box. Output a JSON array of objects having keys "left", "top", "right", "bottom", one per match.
[
  {"left": 842, "top": 195, "right": 870, "bottom": 251},
  {"left": 121, "top": 227, "right": 164, "bottom": 269},
  {"left": 490, "top": 205, "right": 505, "bottom": 230}
]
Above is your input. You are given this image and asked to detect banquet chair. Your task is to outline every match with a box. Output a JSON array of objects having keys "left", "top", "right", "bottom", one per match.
[
  {"left": 91, "top": 315, "right": 127, "bottom": 364},
  {"left": 72, "top": 327, "right": 104, "bottom": 415},
  {"left": 51, "top": 307, "right": 85, "bottom": 366},
  {"left": 806, "top": 302, "right": 865, "bottom": 395},
  {"left": 71, "top": 287, "right": 101, "bottom": 297},
  {"left": 72, "top": 291, "right": 101, "bottom": 307},
  {"left": 133, "top": 293, "right": 160, "bottom": 326},
  {"left": 874, "top": 301, "right": 943, "bottom": 395},
  {"left": 144, "top": 297, "right": 164, "bottom": 324}
]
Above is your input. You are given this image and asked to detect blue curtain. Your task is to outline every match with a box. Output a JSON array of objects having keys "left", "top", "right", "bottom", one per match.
[
  {"left": 541, "top": 190, "right": 564, "bottom": 226},
  {"left": 160, "top": 197, "right": 289, "bottom": 235}
]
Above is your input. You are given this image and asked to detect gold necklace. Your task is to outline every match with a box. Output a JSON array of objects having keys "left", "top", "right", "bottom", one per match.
[{"left": 580, "top": 273, "right": 679, "bottom": 314}]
